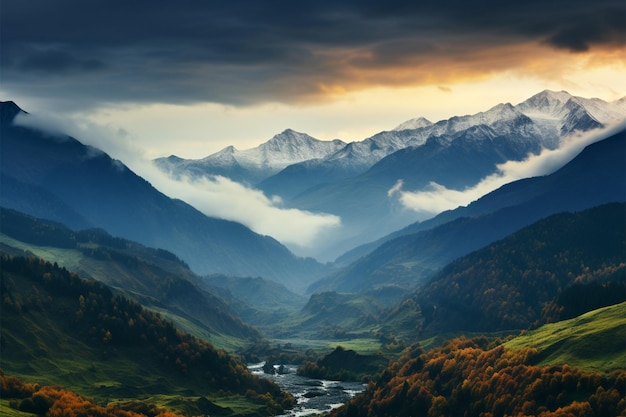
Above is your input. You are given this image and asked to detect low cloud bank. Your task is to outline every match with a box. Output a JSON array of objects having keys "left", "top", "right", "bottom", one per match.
[
  {"left": 13, "top": 112, "right": 342, "bottom": 255},
  {"left": 393, "top": 122, "right": 626, "bottom": 220},
  {"left": 144, "top": 170, "right": 342, "bottom": 251}
]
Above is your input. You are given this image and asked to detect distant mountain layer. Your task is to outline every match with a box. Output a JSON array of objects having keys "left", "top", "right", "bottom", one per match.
[
  {"left": 311, "top": 130, "right": 626, "bottom": 294},
  {"left": 172, "top": 90, "right": 622, "bottom": 186},
  {"left": 0, "top": 101, "right": 328, "bottom": 292},
  {"left": 155, "top": 90, "right": 626, "bottom": 261},
  {"left": 154, "top": 129, "right": 346, "bottom": 185}
]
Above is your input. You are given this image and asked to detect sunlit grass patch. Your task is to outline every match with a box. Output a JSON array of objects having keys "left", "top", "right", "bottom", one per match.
[{"left": 505, "top": 302, "right": 626, "bottom": 373}]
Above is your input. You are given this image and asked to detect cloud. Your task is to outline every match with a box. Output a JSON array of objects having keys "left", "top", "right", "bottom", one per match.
[
  {"left": 1, "top": 1, "right": 623, "bottom": 109},
  {"left": 395, "top": 121, "right": 626, "bottom": 219},
  {"left": 14, "top": 111, "right": 139, "bottom": 162},
  {"left": 16, "top": 47, "right": 106, "bottom": 74},
  {"left": 139, "top": 169, "right": 342, "bottom": 252}
]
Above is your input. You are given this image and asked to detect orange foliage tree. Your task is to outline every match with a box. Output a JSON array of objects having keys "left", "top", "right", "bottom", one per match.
[{"left": 332, "top": 337, "right": 626, "bottom": 417}]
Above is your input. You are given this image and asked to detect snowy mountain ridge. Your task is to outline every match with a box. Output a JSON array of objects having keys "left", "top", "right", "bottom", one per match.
[
  {"left": 154, "top": 90, "right": 625, "bottom": 184},
  {"left": 155, "top": 129, "right": 346, "bottom": 183},
  {"left": 317, "top": 90, "right": 623, "bottom": 170}
]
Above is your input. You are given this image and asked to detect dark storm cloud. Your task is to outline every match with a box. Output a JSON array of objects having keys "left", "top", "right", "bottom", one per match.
[
  {"left": 1, "top": 0, "right": 623, "bottom": 108},
  {"left": 15, "top": 48, "right": 106, "bottom": 74}
]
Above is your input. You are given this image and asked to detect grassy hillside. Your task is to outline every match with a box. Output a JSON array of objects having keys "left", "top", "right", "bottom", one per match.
[
  {"left": 505, "top": 302, "right": 626, "bottom": 373},
  {"left": 0, "top": 254, "right": 294, "bottom": 416}
]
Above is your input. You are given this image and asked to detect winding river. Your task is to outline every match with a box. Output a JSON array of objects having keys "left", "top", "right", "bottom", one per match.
[{"left": 248, "top": 363, "right": 366, "bottom": 417}]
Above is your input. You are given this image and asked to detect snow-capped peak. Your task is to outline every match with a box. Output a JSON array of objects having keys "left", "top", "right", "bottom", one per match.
[
  {"left": 393, "top": 117, "right": 433, "bottom": 131},
  {"left": 516, "top": 90, "right": 574, "bottom": 117},
  {"left": 245, "top": 129, "right": 346, "bottom": 166}
]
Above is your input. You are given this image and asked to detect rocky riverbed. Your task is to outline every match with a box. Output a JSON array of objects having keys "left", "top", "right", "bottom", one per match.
[{"left": 248, "top": 363, "right": 366, "bottom": 416}]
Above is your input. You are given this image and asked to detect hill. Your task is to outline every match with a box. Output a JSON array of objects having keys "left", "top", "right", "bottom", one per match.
[
  {"left": 0, "top": 207, "right": 261, "bottom": 349},
  {"left": 0, "top": 254, "right": 295, "bottom": 416},
  {"left": 414, "top": 203, "right": 626, "bottom": 335},
  {"left": 331, "top": 321, "right": 626, "bottom": 417},
  {"left": 504, "top": 302, "right": 626, "bottom": 373},
  {"left": 0, "top": 101, "right": 328, "bottom": 292},
  {"left": 202, "top": 274, "right": 309, "bottom": 332},
  {"left": 313, "top": 128, "right": 626, "bottom": 294}
]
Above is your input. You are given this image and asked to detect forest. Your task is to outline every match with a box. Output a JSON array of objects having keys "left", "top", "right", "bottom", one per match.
[
  {"left": 331, "top": 336, "right": 626, "bottom": 417},
  {"left": 414, "top": 203, "right": 626, "bottom": 334},
  {"left": 0, "top": 254, "right": 295, "bottom": 416},
  {"left": 2, "top": 371, "right": 184, "bottom": 417}
]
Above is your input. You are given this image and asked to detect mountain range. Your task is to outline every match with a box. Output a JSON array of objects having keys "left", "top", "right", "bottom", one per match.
[
  {"left": 0, "top": 207, "right": 263, "bottom": 348},
  {"left": 0, "top": 101, "right": 328, "bottom": 293},
  {"left": 1, "top": 91, "right": 624, "bottom": 290},
  {"left": 154, "top": 90, "right": 626, "bottom": 260},
  {"left": 311, "top": 128, "right": 625, "bottom": 296},
  {"left": 155, "top": 129, "right": 347, "bottom": 186}
]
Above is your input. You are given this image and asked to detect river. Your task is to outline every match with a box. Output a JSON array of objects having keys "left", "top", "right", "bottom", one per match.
[{"left": 248, "top": 363, "right": 366, "bottom": 417}]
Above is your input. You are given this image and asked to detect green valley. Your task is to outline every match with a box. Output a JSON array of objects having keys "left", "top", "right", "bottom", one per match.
[{"left": 0, "top": 254, "right": 294, "bottom": 417}]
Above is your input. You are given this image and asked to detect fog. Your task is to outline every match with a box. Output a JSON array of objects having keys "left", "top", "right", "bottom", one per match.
[{"left": 395, "top": 122, "right": 626, "bottom": 220}]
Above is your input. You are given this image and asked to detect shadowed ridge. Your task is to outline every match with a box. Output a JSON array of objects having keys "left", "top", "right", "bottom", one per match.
[{"left": 0, "top": 100, "right": 26, "bottom": 125}]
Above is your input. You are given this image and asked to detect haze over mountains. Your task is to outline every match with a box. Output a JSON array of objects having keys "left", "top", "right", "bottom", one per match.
[
  {"left": 0, "top": 101, "right": 327, "bottom": 293},
  {"left": 313, "top": 129, "right": 626, "bottom": 295},
  {"left": 154, "top": 90, "right": 626, "bottom": 260},
  {"left": 1, "top": 90, "right": 624, "bottom": 296}
]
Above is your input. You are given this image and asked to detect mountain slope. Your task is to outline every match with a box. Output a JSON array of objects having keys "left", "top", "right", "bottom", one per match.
[
  {"left": 332, "top": 310, "right": 626, "bottom": 417},
  {"left": 414, "top": 203, "right": 626, "bottom": 334},
  {"left": 312, "top": 129, "right": 626, "bottom": 294},
  {"left": 0, "top": 101, "right": 328, "bottom": 291},
  {"left": 265, "top": 91, "right": 625, "bottom": 259},
  {"left": 0, "top": 254, "right": 293, "bottom": 416},
  {"left": 504, "top": 302, "right": 626, "bottom": 373},
  {"left": 0, "top": 207, "right": 262, "bottom": 348}
]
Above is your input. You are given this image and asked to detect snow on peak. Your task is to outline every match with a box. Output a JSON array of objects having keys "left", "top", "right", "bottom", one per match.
[
  {"left": 248, "top": 129, "right": 346, "bottom": 166},
  {"left": 516, "top": 90, "right": 574, "bottom": 117},
  {"left": 393, "top": 117, "right": 433, "bottom": 131}
]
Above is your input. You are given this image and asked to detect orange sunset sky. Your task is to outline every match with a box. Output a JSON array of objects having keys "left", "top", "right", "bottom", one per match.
[{"left": 1, "top": 0, "right": 624, "bottom": 160}]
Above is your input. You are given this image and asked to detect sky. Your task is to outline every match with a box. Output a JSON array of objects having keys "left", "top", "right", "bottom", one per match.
[{"left": 2, "top": 0, "right": 625, "bottom": 258}]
